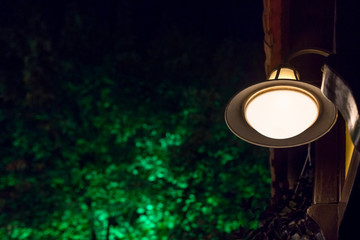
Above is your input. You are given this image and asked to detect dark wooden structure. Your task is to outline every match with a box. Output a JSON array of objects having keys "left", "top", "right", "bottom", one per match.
[{"left": 263, "top": 0, "right": 360, "bottom": 239}]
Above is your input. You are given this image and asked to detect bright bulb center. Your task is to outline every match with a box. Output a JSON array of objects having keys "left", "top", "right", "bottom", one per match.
[{"left": 245, "top": 88, "right": 319, "bottom": 139}]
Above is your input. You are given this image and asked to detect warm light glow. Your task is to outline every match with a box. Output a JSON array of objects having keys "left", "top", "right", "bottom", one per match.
[
  {"left": 245, "top": 88, "right": 319, "bottom": 139},
  {"left": 345, "top": 125, "right": 354, "bottom": 178},
  {"left": 269, "top": 67, "right": 299, "bottom": 80}
]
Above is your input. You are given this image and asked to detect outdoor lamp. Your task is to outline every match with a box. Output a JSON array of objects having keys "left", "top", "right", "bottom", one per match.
[{"left": 225, "top": 50, "right": 338, "bottom": 148}]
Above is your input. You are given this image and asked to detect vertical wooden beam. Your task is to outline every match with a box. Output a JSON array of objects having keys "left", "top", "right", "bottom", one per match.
[
  {"left": 287, "top": 145, "right": 308, "bottom": 190},
  {"left": 269, "top": 146, "right": 308, "bottom": 200},
  {"left": 313, "top": 118, "right": 344, "bottom": 204},
  {"left": 269, "top": 148, "right": 288, "bottom": 199},
  {"left": 307, "top": 204, "right": 338, "bottom": 240},
  {"left": 338, "top": 150, "right": 360, "bottom": 239},
  {"left": 307, "top": 118, "right": 345, "bottom": 240},
  {"left": 263, "top": 0, "right": 293, "bottom": 200},
  {"left": 263, "top": 0, "right": 284, "bottom": 75}
]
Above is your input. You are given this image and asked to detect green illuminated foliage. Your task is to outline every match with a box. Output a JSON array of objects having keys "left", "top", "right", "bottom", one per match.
[{"left": 0, "top": 1, "right": 269, "bottom": 239}]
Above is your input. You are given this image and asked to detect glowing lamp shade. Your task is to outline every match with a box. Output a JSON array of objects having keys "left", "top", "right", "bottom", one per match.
[
  {"left": 245, "top": 87, "right": 319, "bottom": 139},
  {"left": 225, "top": 67, "right": 337, "bottom": 148},
  {"left": 268, "top": 67, "right": 300, "bottom": 80}
]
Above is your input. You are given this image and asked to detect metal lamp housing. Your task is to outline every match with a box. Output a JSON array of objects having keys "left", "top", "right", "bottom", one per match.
[{"left": 225, "top": 65, "right": 338, "bottom": 148}]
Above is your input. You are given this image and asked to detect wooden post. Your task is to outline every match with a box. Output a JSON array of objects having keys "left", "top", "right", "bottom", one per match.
[{"left": 307, "top": 118, "right": 345, "bottom": 240}]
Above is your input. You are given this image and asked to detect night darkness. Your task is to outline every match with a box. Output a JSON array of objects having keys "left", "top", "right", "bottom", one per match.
[{"left": 0, "top": 1, "right": 270, "bottom": 239}]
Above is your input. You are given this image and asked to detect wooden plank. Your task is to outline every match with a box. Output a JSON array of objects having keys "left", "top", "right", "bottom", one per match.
[
  {"left": 313, "top": 118, "right": 345, "bottom": 204},
  {"left": 269, "top": 145, "right": 308, "bottom": 199},
  {"left": 308, "top": 117, "right": 345, "bottom": 240},
  {"left": 338, "top": 150, "right": 360, "bottom": 234},
  {"left": 307, "top": 204, "right": 338, "bottom": 240},
  {"left": 263, "top": 0, "right": 284, "bottom": 75},
  {"left": 269, "top": 148, "right": 289, "bottom": 199}
]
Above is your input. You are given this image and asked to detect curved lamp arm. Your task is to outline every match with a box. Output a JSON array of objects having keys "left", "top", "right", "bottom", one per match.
[{"left": 284, "top": 48, "right": 332, "bottom": 63}]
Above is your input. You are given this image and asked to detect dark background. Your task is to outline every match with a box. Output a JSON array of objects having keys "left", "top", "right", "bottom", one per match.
[{"left": 0, "top": 1, "right": 270, "bottom": 239}]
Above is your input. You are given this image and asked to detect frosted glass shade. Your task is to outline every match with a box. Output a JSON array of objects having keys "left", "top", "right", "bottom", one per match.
[
  {"left": 224, "top": 79, "right": 337, "bottom": 148},
  {"left": 245, "top": 88, "right": 319, "bottom": 139}
]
